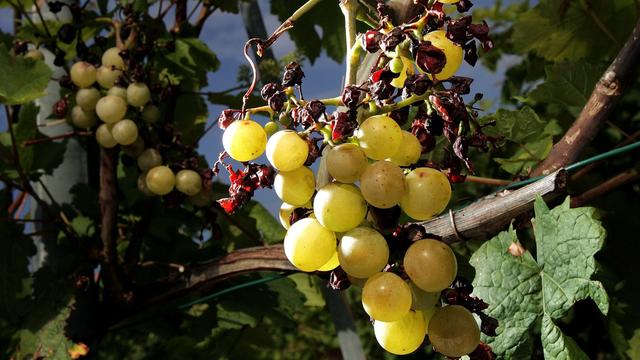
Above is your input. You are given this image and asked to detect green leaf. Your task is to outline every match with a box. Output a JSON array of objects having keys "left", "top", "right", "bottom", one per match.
[
  {"left": 627, "top": 329, "right": 640, "bottom": 360},
  {"left": 527, "top": 62, "right": 604, "bottom": 115},
  {"left": 0, "top": 44, "right": 52, "bottom": 104},
  {"left": 289, "top": 273, "right": 326, "bottom": 307},
  {"left": 163, "top": 38, "right": 220, "bottom": 88},
  {"left": 244, "top": 201, "right": 286, "bottom": 245},
  {"left": 512, "top": 0, "right": 637, "bottom": 62},
  {"left": 470, "top": 197, "right": 609, "bottom": 359}
]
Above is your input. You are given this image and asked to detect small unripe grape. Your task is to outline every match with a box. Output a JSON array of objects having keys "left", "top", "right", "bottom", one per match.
[
  {"left": 75, "top": 88, "right": 101, "bottom": 110},
  {"left": 70, "top": 61, "right": 97, "bottom": 88},
  {"left": 325, "top": 143, "right": 368, "bottom": 183},
  {"left": 101, "top": 47, "right": 125, "bottom": 69},
  {"left": 126, "top": 83, "right": 151, "bottom": 107},
  {"left": 107, "top": 86, "right": 127, "bottom": 100},
  {"left": 96, "top": 66, "right": 122, "bottom": 89},
  {"left": 355, "top": 115, "right": 402, "bottom": 160},
  {"left": 121, "top": 136, "right": 145, "bottom": 157},
  {"left": 338, "top": 227, "right": 389, "bottom": 278},
  {"left": 222, "top": 119, "right": 267, "bottom": 162},
  {"left": 374, "top": 310, "right": 426, "bottom": 355},
  {"left": 423, "top": 30, "right": 463, "bottom": 81},
  {"left": 189, "top": 189, "right": 212, "bottom": 207},
  {"left": 146, "top": 166, "right": 175, "bottom": 195},
  {"left": 24, "top": 49, "right": 44, "bottom": 61},
  {"left": 317, "top": 250, "right": 340, "bottom": 271},
  {"left": 404, "top": 239, "right": 457, "bottom": 292},
  {"left": 313, "top": 183, "right": 367, "bottom": 232},
  {"left": 390, "top": 56, "right": 414, "bottom": 88},
  {"left": 141, "top": 104, "right": 161, "bottom": 123},
  {"left": 137, "top": 148, "right": 163, "bottom": 172},
  {"left": 388, "top": 131, "right": 422, "bottom": 166},
  {"left": 362, "top": 272, "right": 412, "bottom": 322},
  {"left": 71, "top": 105, "right": 97, "bottom": 128},
  {"left": 175, "top": 169, "right": 202, "bottom": 196},
  {"left": 400, "top": 167, "right": 451, "bottom": 220},
  {"left": 389, "top": 57, "right": 404, "bottom": 73},
  {"left": 110, "top": 119, "right": 139, "bottom": 145},
  {"left": 428, "top": 305, "right": 480, "bottom": 358},
  {"left": 360, "top": 160, "right": 405, "bottom": 209},
  {"left": 96, "top": 95, "right": 127, "bottom": 124},
  {"left": 95, "top": 124, "right": 117, "bottom": 148},
  {"left": 264, "top": 121, "right": 279, "bottom": 137},
  {"left": 266, "top": 130, "right": 308, "bottom": 171},
  {"left": 284, "top": 218, "right": 336, "bottom": 272},
  {"left": 274, "top": 166, "right": 315, "bottom": 206}
]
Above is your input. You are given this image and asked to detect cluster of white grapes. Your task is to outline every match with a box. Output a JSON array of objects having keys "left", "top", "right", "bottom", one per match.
[
  {"left": 222, "top": 113, "right": 480, "bottom": 357},
  {"left": 66, "top": 48, "right": 207, "bottom": 203}
]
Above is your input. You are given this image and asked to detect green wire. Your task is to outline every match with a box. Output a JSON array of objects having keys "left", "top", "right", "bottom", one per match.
[{"left": 501, "top": 140, "right": 640, "bottom": 190}]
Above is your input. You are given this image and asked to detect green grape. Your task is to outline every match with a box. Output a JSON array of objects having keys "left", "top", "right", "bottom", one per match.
[
  {"left": 70, "top": 61, "right": 97, "bottom": 88},
  {"left": 400, "top": 167, "right": 451, "bottom": 220},
  {"left": 313, "top": 183, "right": 367, "bottom": 232},
  {"left": 325, "top": 143, "right": 368, "bottom": 183},
  {"left": 96, "top": 66, "right": 122, "bottom": 89},
  {"left": 95, "top": 95, "right": 127, "bottom": 124},
  {"left": 409, "top": 281, "right": 440, "bottom": 312},
  {"left": 360, "top": 160, "right": 405, "bottom": 209},
  {"left": 404, "top": 239, "right": 457, "bottom": 292},
  {"left": 24, "top": 49, "right": 44, "bottom": 61},
  {"left": 423, "top": 30, "right": 463, "bottom": 81},
  {"left": 284, "top": 218, "right": 336, "bottom": 272},
  {"left": 278, "top": 112, "right": 292, "bottom": 126},
  {"left": 338, "top": 227, "right": 389, "bottom": 278},
  {"left": 137, "top": 148, "right": 163, "bottom": 172},
  {"left": 189, "top": 189, "right": 212, "bottom": 207},
  {"left": 317, "top": 250, "right": 339, "bottom": 271},
  {"left": 355, "top": 115, "right": 402, "bottom": 160},
  {"left": 222, "top": 119, "right": 268, "bottom": 162},
  {"left": 110, "top": 119, "right": 139, "bottom": 145},
  {"left": 274, "top": 166, "right": 315, "bottom": 206},
  {"left": 175, "top": 169, "right": 202, "bottom": 196},
  {"left": 388, "top": 130, "right": 422, "bottom": 166},
  {"left": 264, "top": 121, "right": 279, "bottom": 137},
  {"left": 121, "top": 136, "right": 145, "bottom": 157},
  {"left": 389, "top": 57, "right": 404, "bottom": 73},
  {"left": 75, "top": 88, "right": 101, "bottom": 111},
  {"left": 390, "top": 56, "right": 414, "bottom": 88},
  {"left": 146, "top": 165, "right": 175, "bottom": 195},
  {"left": 137, "top": 173, "right": 153, "bottom": 196},
  {"left": 428, "top": 305, "right": 480, "bottom": 357},
  {"left": 70, "top": 106, "right": 97, "bottom": 128},
  {"left": 142, "top": 105, "right": 161, "bottom": 123},
  {"left": 278, "top": 201, "right": 312, "bottom": 229},
  {"left": 95, "top": 124, "right": 117, "bottom": 148},
  {"left": 107, "top": 86, "right": 127, "bottom": 100},
  {"left": 374, "top": 310, "right": 426, "bottom": 355},
  {"left": 362, "top": 272, "right": 412, "bottom": 322},
  {"left": 101, "top": 47, "right": 125, "bottom": 69},
  {"left": 266, "top": 130, "right": 308, "bottom": 171},
  {"left": 126, "top": 83, "right": 151, "bottom": 107}
]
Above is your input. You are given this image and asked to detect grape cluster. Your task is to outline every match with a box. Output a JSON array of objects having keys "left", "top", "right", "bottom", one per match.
[{"left": 215, "top": 0, "right": 498, "bottom": 357}]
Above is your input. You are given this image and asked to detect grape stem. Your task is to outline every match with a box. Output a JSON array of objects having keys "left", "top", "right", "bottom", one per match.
[
  {"left": 341, "top": 0, "right": 360, "bottom": 86},
  {"left": 570, "top": 168, "right": 640, "bottom": 207}
]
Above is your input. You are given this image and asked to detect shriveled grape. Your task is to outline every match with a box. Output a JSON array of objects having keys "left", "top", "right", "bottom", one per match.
[{"left": 423, "top": 30, "right": 463, "bottom": 81}]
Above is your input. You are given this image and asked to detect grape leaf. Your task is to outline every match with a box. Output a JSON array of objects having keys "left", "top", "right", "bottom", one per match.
[
  {"left": 0, "top": 44, "right": 52, "bottom": 104},
  {"left": 470, "top": 197, "right": 609, "bottom": 359},
  {"left": 511, "top": 0, "right": 636, "bottom": 62},
  {"left": 527, "top": 62, "right": 604, "bottom": 116},
  {"left": 627, "top": 329, "right": 640, "bottom": 360}
]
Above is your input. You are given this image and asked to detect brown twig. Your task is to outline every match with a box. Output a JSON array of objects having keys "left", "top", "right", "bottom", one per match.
[
  {"left": 570, "top": 168, "right": 640, "bottom": 207},
  {"left": 172, "top": 0, "right": 187, "bottom": 33},
  {"left": 571, "top": 129, "right": 640, "bottom": 180},
  {"left": 464, "top": 175, "right": 512, "bottom": 187},
  {"left": 532, "top": 18, "right": 640, "bottom": 176},
  {"left": 99, "top": 147, "right": 123, "bottom": 295},
  {"left": 22, "top": 131, "right": 92, "bottom": 146},
  {"left": 194, "top": 5, "right": 217, "bottom": 34}
]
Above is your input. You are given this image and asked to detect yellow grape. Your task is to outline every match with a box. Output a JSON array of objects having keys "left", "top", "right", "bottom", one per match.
[
  {"left": 284, "top": 218, "right": 336, "bottom": 272},
  {"left": 404, "top": 239, "right": 457, "bottom": 292},
  {"left": 101, "top": 47, "right": 125, "bottom": 69},
  {"left": 390, "top": 56, "right": 415, "bottom": 88},
  {"left": 423, "top": 30, "right": 463, "bottom": 81},
  {"left": 355, "top": 115, "right": 402, "bottom": 160},
  {"left": 96, "top": 66, "right": 122, "bottom": 88},
  {"left": 121, "top": 136, "right": 145, "bottom": 157},
  {"left": 137, "top": 148, "right": 162, "bottom": 172},
  {"left": 360, "top": 160, "right": 405, "bottom": 209},
  {"left": 70, "top": 106, "right": 97, "bottom": 128},
  {"left": 278, "top": 201, "right": 312, "bottom": 229},
  {"left": 107, "top": 86, "right": 127, "bottom": 100},
  {"left": 438, "top": 0, "right": 460, "bottom": 3},
  {"left": 222, "top": 119, "right": 267, "bottom": 162},
  {"left": 110, "top": 119, "right": 138, "bottom": 145},
  {"left": 126, "top": 83, "right": 151, "bottom": 107},
  {"left": 400, "top": 167, "right": 451, "bottom": 220},
  {"left": 175, "top": 169, "right": 202, "bottom": 196},
  {"left": 338, "top": 227, "right": 389, "bottom": 278},
  {"left": 146, "top": 166, "right": 175, "bottom": 195},
  {"left": 75, "top": 88, "right": 101, "bottom": 111},
  {"left": 142, "top": 105, "right": 161, "bottom": 123},
  {"left": 274, "top": 166, "right": 315, "bottom": 206},
  {"left": 317, "top": 250, "right": 339, "bottom": 271},
  {"left": 374, "top": 310, "right": 426, "bottom": 355},
  {"left": 266, "top": 130, "right": 308, "bottom": 171},
  {"left": 325, "top": 143, "right": 368, "bottom": 183},
  {"left": 409, "top": 281, "right": 440, "bottom": 311},
  {"left": 428, "top": 305, "right": 480, "bottom": 357},
  {"left": 313, "top": 183, "right": 367, "bottom": 232},
  {"left": 362, "top": 272, "right": 412, "bottom": 322},
  {"left": 70, "top": 62, "right": 96, "bottom": 88},
  {"left": 24, "top": 49, "right": 44, "bottom": 61},
  {"left": 388, "top": 131, "right": 422, "bottom": 166},
  {"left": 95, "top": 95, "right": 127, "bottom": 124},
  {"left": 95, "top": 124, "right": 117, "bottom": 148}
]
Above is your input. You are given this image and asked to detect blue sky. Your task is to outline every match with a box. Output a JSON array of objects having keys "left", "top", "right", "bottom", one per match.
[{"left": 0, "top": 0, "right": 519, "bottom": 216}]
